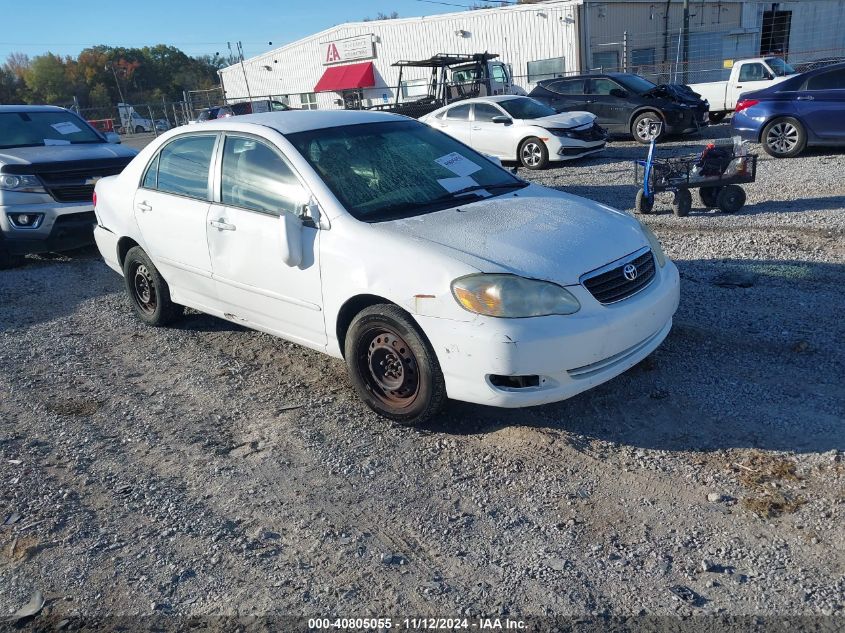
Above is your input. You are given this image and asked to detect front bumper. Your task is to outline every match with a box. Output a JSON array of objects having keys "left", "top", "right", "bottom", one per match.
[
  {"left": 666, "top": 108, "right": 710, "bottom": 135},
  {"left": 546, "top": 136, "right": 606, "bottom": 162},
  {"left": 1, "top": 201, "right": 96, "bottom": 255},
  {"left": 417, "top": 260, "right": 680, "bottom": 407}
]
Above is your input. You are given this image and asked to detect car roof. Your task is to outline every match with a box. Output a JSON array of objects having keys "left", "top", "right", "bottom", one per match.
[
  {"left": 195, "top": 109, "right": 405, "bottom": 134},
  {"left": 0, "top": 105, "right": 70, "bottom": 113}
]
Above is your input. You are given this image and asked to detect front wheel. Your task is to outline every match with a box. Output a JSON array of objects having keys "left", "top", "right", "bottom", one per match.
[
  {"left": 762, "top": 117, "right": 806, "bottom": 158},
  {"left": 519, "top": 137, "right": 549, "bottom": 169},
  {"left": 345, "top": 304, "right": 446, "bottom": 426},
  {"left": 134, "top": 125, "right": 145, "bottom": 134},
  {"left": 122, "top": 246, "right": 183, "bottom": 326},
  {"left": 632, "top": 112, "right": 663, "bottom": 144},
  {"left": 634, "top": 188, "right": 654, "bottom": 214},
  {"left": 672, "top": 189, "right": 692, "bottom": 217}
]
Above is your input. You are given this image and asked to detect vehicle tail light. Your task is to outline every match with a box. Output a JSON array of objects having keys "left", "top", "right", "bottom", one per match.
[
  {"left": 735, "top": 99, "right": 759, "bottom": 114},
  {"left": 92, "top": 191, "right": 97, "bottom": 208}
]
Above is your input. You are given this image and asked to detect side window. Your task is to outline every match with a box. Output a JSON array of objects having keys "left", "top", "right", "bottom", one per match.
[
  {"left": 446, "top": 104, "right": 471, "bottom": 120},
  {"left": 156, "top": 135, "right": 216, "bottom": 200},
  {"left": 806, "top": 69, "right": 845, "bottom": 91},
  {"left": 491, "top": 65, "right": 507, "bottom": 83},
  {"left": 221, "top": 136, "right": 306, "bottom": 216},
  {"left": 590, "top": 79, "right": 621, "bottom": 95},
  {"left": 474, "top": 103, "right": 503, "bottom": 122},
  {"left": 547, "top": 79, "right": 585, "bottom": 95},
  {"left": 142, "top": 154, "right": 159, "bottom": 189},
  {"left": 738, "top": 63, "right": 766, "bottom": 82}
]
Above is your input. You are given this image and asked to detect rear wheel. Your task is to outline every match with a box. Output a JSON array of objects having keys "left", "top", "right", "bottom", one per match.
[
  {"left": 717, "top": 185, "right": 746, "bottom": 213},
  {"left": 632, "top": 111, "right": 663, "bottom": 144},
  {"left": 519, "top": 137, "right": 549, "bottom": 169},
  {"left": 122, "top": 246, "right": 183, "bottom": 326},
  {"left": 134, "top": 125, "right": 144, "bottom": 134},
  {"left": 634, "top": 188, "right": 654, "bottom": 214},
  {"left": 672, "top": 188, "right": 692, "bottom": 217},
  {"left": 762, "top": 117, "right": 806, "bottom": 158},
  {"left": 708, "top": 111, "right": 727, "bottom": 124},
  {"left": 345, "top": 304, "right": 446, "bottom": 426}
]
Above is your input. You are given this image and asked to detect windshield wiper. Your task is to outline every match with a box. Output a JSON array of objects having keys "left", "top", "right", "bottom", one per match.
[{"left": 449, "top": 181, "right": 528, "bottom": 197}]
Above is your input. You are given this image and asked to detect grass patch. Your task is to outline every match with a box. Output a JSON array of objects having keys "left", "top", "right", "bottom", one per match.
[{"left": 733, "top": 451, "right": 805, "bottom": 519}]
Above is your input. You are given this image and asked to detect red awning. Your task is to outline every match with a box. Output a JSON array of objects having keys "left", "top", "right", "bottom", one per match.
[{"left": 314, "top": 62, "right": 375, "bottom": 93}]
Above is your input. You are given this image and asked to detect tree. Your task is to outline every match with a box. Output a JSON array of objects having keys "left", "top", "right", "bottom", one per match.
[
  {"left": 24, "top": 53, "right": 73, "bottom": 103},
  {"left": 88, "top": 82, "right": 111, "bottom": 108},
  {"left": 363, "top": 11, "right": 399, "bottom": 21}
]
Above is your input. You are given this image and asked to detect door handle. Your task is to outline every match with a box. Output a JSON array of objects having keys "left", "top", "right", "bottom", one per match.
[
  {"left": 136, "top": 201, "right": 152, "bottom": 213},
  {"left": 797, "top": 95, "right": 815, "bottom": 101},
  {"left": 736, "top": 85, "right": 742, "bottom": 89},
  {"left": 209, "top": 218, "right": 236, "bottom": 231}
]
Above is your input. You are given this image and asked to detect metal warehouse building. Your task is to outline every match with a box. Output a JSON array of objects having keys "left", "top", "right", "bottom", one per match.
[{"left": 219, "top": 0, "right": 845, "bottom": 110}]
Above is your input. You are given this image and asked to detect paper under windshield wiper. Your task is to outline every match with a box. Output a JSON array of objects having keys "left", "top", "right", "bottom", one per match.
[{"left": 449, "top": 182, "right": 527, "bottom": 197}]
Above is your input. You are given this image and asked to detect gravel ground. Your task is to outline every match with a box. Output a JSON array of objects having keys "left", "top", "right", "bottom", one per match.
[{"left": 1, "top": 124, "right": 843, "bottom": 627}]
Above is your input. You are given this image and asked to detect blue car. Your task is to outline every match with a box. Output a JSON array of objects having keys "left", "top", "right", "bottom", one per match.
[{"left": 731, "top": 63, "right": 845, "bottom": 158}]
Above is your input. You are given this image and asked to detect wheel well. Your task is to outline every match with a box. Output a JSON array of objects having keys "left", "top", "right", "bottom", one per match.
[
  {"left": 336, "top": 294, "right": 395, "bottom": 357},
  {"left": 117, "top": 237, "right": 140, "bottom": 268}
]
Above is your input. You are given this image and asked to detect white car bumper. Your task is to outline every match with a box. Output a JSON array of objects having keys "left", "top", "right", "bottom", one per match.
[
  {"left": 417, "top": 260, "right": 680, "bottom": 407},
  {"left": 545, "top": 136, "right": 606, "bottom": 162}
]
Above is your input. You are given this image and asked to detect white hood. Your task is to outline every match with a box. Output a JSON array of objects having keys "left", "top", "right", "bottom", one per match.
[
  {"left": 527, "top": 111, "right": 596, "bottom": 129},
  {"left": 374, "top": 185, "right": 648, "bottom": 286}
]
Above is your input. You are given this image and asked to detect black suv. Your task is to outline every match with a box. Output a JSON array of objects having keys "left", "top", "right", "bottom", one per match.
[{"left": 529, "top": 73, "right": 709, "bottom": 143}]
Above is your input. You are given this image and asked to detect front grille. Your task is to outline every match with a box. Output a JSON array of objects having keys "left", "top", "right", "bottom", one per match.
[
  {"left": 49, "top": 184, "right": 95, "bottom": 202},
  {"left": 571, "top": 123, "right": 607, "bottom": 141},
  {"left": 54, "top": 211, "right": 96, "bottom": 225},
  {"left": 582, "top": 249, "right": 656, "bottom": 304},
  {"left": 39, "top": 165, "right": 126, "bottom": 204}
]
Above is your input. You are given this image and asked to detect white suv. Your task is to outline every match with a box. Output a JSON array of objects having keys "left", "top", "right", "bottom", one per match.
[{"left": 93, "top": 110, "right": 679, "bottom": 425}]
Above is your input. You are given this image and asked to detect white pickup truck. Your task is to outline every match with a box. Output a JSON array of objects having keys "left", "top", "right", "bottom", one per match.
[{"left": 690, "top": 57, "right": 798, "bottom": 122}]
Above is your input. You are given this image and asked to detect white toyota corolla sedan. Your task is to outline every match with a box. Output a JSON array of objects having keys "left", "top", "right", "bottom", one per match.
[
  {"left": 419, "top": 96, "right": 607, "bottom": 169},
  {"left": 93, "top": 110, "right": 679, "bottom": 425}
]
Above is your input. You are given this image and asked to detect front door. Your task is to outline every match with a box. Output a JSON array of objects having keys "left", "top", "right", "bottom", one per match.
[
  {"left": 587, "top": 78, "right": 629, "bottom": 128},
  {"left": 470, "top": 102, "right": 509, "bottom": 158},
  {"left": 133, "top": 133, "right": 218, "bottom": 307},
  {"left": 207, "top": 134, "right": 326, "bottom": 346}
]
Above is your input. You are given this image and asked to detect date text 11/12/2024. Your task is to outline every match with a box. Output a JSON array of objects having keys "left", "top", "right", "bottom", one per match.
[{"left": 308, "top": 617, "right": 528, "bottom": 630}]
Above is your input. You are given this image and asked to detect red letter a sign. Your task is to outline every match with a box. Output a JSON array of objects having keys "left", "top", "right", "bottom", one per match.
[{"left": 326, "top": 43, "right": 340, "bottom": 63}]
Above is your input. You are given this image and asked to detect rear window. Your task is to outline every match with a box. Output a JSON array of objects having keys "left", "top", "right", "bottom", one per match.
[
  {"left": 154, "top": 135, "right": 216, "bottom": 200},
  {"left": 545, "top": 79, "right": 586, "bottom": 95}
]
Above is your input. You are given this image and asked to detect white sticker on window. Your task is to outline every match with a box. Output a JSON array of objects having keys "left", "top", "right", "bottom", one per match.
[
  {"left": 435, "top": 152, "right": 482, "bottom": 177},
  {"left": 51, "top": 121, "right": 82, "bottom": 135},
  {"left": 436, "top": 176, "right": 488, "bottom": 196},
  {"left": 44, "top": 138, "right": 71, "bottom": 145}
]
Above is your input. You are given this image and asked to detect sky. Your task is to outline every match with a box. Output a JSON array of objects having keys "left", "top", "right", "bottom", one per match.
[{"left": 0, "top": 0, "right": 466, "bottom": 62}]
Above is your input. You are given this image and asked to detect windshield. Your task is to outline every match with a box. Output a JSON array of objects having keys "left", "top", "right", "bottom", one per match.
[
  {"left": 497, "top": 97, "right": 556, "bottom": 119},
  {"left": 766, "top": 57, "right": 796, "bottom": 76},
  {"left": 614, "top": 74, "right": 658, "bottom": 94},
  {"left": 0, "top": 111, "right": 103, "bottom": 149},
  {"left": 287, "top": 120, "right": 526, "bottom": 222}
]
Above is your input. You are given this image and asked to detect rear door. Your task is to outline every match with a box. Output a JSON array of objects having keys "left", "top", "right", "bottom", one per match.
[
  {"left": 797, "top": 68, "right": 845, "bottom": 141},
  {"left": 434, "top": 103, "right": 473, "bottom": 144},
  {"left": 133, "top": 133, "right": 218, "bottom": 307},
  {"left": 538, "top": 78, "right": 589, "bottom": 113},
  {"left": 206, "top": 133, "right": 325, "bottom": 345}
]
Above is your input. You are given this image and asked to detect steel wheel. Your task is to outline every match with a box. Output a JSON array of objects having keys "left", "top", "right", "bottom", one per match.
[
  {"left": 765, "top": 122, "right": 799, "bottom": 155},
  {"left": 358, "top": 327, "right": 420, "bottom": 410},
  {"left": 521, "top": 142, "right": 543, "bottom": 167},
  {"left": 131, "top": 263, "right": 158, "bottom": 315}
]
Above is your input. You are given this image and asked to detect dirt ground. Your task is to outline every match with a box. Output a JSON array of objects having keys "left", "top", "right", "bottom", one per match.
[{"left": 1, "top": 126, "right": 843, "bottom": 629}]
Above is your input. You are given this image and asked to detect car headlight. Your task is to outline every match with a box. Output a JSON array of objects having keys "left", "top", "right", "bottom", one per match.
[
  {"left": 545, "top": 128, "right": 578, "bottom": 138},
  {"left": 638, "top": 222, "right": 667, "bottom": 268},
  {"left": 451, "top": 274, "right": 581, "bottom": 318},
  {"left": 0, "top": 174, "right": 46, "bottom": 194}
]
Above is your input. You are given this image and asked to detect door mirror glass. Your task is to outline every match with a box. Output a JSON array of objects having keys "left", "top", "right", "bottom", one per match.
[
  {"left": 279, "top": 211, "right": 303, "bottom": 267},
  {"left": 609, "top": 88, "right": 628, "bottom": 98},
  {"left": 491, "top": 115, "right": 512, "bottom": 124}
]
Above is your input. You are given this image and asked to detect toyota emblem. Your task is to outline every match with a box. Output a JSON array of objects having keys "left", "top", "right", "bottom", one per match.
[{"left": 623, "top": 263, "right": 638, "bottom": 281}]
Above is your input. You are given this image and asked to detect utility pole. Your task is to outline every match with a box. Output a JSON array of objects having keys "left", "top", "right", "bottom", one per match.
[
  {"left": 230, "top": 41, "right": 253, "bottom": 103},
  {"left": 106, "top": 62, "right": 126, "bottom": 104},
  {"left": 682, "top": 0, "right": 690, "bottom": 84}
]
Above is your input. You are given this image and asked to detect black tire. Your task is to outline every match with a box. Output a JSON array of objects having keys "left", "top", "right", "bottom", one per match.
[
  {"left": 518, "top": 137, "right": 549, "bottom": 169},
  {"left": 761, "top": 117, "right": 807, "bottom": 158},
  {"left": 672, "top": 189, "right": 692, "bottom": 217},
  {"left": 134, "top": 125, "right": 145, "bottom": 134},
  {"left": 716, "top": 185, "right": 746, "bottom": 213},
  {"left": 699, "top": 186, "right": 722, "bottom": 209},
  {"left": 0, "top": 236, "right": 25, "bottom": 270},
  {"left": 122, "top": 246, "right": 183, "bottom": 326},
  {"left": 708, "top": 111, "right": 727, "bottom": 124},
  {"left": 345, "top": 304, "right": 446, "bottom": 426},
  {"left": 634, "top": 188, "right": 654, "bottom": 214},
  {"left": 632, "top": 111, "right": 664, "bottom": 144}
]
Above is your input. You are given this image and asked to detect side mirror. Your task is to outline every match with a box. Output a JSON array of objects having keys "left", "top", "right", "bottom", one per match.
[
  {"left": 609, "top": 88, "right": 628, "bottom": 98},
  {"left": 491, "top": 115, "right": 512, "bottom": 124},
  {"left": 279, "top": 212, "right": 303, "bottom": 267},
  {"left": 104, "top": 132, "right": 121, "bottom": 144}
]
